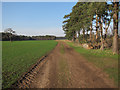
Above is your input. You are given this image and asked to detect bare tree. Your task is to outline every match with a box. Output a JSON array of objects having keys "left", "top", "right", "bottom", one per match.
[{"left": 4, "top": 28, "right": 16, "bottom": 42}]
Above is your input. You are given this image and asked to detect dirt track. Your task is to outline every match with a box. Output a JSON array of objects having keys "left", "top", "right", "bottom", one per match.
[{"left": 18, "top": 41, "right": 116, "bottom": 88}]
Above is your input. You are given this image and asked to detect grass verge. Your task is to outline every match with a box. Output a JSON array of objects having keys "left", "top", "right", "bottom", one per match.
[
  {"left": 65, "top": 41, "right": 118, "bottom": 86},
  {"left": 58, "top": 44, "right": 70, "bottom": 87},
  {"left": 60, "top": 44, "right": 65, "bottom": 54}
]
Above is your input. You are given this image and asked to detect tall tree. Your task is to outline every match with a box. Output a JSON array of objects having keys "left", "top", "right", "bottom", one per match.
[
  {"left": 113, "top": 1, "right": 119, "bottom": 54},
  {"left": 4, "top": 28, "right": 15, "bottom": 42},
  {"left": 63, "top": 1, "right": 119, "bottom": 53}
]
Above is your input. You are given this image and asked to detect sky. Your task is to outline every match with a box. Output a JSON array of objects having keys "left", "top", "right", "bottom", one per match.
[{"left": 2, "top": 2, "right": 77, "bottom": 36}]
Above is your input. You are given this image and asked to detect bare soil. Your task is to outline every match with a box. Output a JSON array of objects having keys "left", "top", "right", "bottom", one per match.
[{"left": 16, "top": 41, "right": 116, "bottom": 88}]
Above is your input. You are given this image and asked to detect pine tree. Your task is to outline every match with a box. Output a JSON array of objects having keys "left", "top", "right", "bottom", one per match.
[{"left": 113, "top": 2, "right": 119, "bottom": 54}]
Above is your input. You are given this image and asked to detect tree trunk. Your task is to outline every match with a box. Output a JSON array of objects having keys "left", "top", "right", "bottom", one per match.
[
  {"left": 113, "top": 2, "right": 118, "bottom": 54},
  {"left": 75, "top": 31, "right": 77, "bottom": 42},
  {"left": 78, "top": 30, "right": 80, "bottom": 43},
  {"left": 87, "top": 30, "right": 88, "bottom": 35},
  {"left": 104, "top": 20, "right": 107, "bottom": 39},
  {"left": 105, "top": 16, "right": 112, "bottom": 39},
  {"left": 72, "top": 31, "right": 76, "bottom": 42},
  {"left": 83, "top": 29, "right": 85, "bottom": 41},
  {"left": 99, "top": 17, "right": 104, "bottom": 51},
  {"left": 90, "top": 21, "right": 92, "bottom": 42},
  {"left": 96, "top": 11, "right": 98, "bottom": 41},
  {"left": 9, "top": 35, "right": 12, "bottom": 42},
  {"left": 86, "top": 30, "right": 88, "bottom": 41}
]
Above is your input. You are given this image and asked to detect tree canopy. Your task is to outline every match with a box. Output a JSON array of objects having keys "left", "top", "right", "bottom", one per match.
[{"left": 63, "top": 1, "right": 119, "bottom": 54}]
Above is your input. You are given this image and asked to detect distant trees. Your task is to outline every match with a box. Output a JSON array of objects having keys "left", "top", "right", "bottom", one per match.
[
  {"left": 4, "top": 28, "right": 16, "bottom": 42},
  {"left": 2, "top": 28, "right": 56, "bottom": 41},
  {"left": 63, "top": 1, "right": 119, "bottom": 54},
  {"left": 32, "top": 35, "right": 56, "bottom": 40},
  {"left": 1, "top": 32, "right": 56, "bottom": 41}
]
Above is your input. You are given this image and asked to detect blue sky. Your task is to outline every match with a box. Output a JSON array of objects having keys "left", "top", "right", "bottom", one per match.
[{"left": 2, "top": 2, "right": 77, "bottom": 36}]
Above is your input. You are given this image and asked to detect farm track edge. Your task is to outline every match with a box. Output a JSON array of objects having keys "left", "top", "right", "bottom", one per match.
[{"left": 10, "top": 42, "right": 58, "bottom": 88}]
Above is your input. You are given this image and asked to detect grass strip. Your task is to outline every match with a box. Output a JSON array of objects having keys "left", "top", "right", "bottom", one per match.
[{"left": 65, "top": 41, "right": 118, "bottom": 86}]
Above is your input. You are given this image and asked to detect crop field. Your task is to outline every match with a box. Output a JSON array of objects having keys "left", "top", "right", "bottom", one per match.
[{"left": 2, "top": 40, "right": 57, "bottom": 88}]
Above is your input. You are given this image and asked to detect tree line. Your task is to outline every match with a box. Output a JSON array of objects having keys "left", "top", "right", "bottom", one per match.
[
  {"left": 63, "top": 1, "right": 119, "bottom": 54},
  {"left": 1, "top": 32, "right": 56, "bottom": 41},
  {"left": 1, "top": 28, "right": 56, "bottom": 41}
]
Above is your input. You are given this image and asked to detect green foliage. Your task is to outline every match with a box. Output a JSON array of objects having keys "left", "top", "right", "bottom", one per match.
[
  {"left": 2, "top": 40, "right": 57, "bottom": 88},
  {"left": 62, "top": 2, "right": 119, "bottom": 52}
]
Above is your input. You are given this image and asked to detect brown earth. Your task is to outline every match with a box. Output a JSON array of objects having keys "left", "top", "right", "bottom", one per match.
[{"left": 16, "top": 41, "right": 116, "bottom": 88}]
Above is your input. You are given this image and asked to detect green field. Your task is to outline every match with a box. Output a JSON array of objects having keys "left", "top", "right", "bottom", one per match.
[
  {"left": 65, "top": 41, "right": 118, "bottom": 86},
  {"left": 2, "top": 40, "right": 57, "bottom": 88}
]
